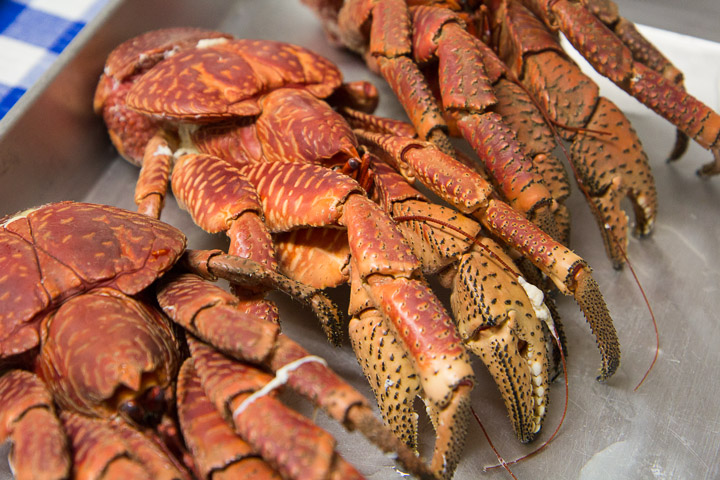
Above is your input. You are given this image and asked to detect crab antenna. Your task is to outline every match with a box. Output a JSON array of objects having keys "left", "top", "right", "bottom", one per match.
[
  {"left": 471, "top": 408, "right": 519, "bottom": 480},
  {"left": 392, "top": 214, "right": 522, "bottom": 277},
  {"left": 614, "top": 240, "right": 659, "bottom": 391}
]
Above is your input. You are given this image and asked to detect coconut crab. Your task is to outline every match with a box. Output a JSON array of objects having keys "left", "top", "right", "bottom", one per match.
[
  {"left": 0, "top": 201, "right": 431, "bottom": 480},
  {"left": 94, "top": 28, "right": 619, "bottom": 478},
  {"left": 299, "top": 0, "right": 720, "bottom": 269}
]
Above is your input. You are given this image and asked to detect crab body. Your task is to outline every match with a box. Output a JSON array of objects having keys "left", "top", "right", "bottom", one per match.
[
  {"left": 1, "top": 201, "right": 432, "bottom": 479},
  {"left": 0, "top": 201, "right": 188, "bottom": 479}
]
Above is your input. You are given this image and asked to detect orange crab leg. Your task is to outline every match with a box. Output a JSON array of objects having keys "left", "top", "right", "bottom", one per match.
[
  {"left": 347, "top": 289, "right": 424, "bottom": 450},
  {"left": 159, "top": 271, "right": 434, "bottom": 479},
  {"left": 157, "top": 273, "right": 281, "bottom": 364},
  {"left": 241, "top": 162, "right": 475, "bottom": 400},
  {"left": 577, "top": 0, "right": 689, "bottom": 158},
  {"left": 177, "top": 360, "right": 281, "bottom": 480},
  {"left": 520, "top": 0, "right": 720, "bottom": 174},
  {"left": 411, "top": 5, "right": 561, "bottom": 228},
  {"left": 332, "top": 2, "right": 567, "bottom": 241},
  {"left": 59, "top": 411, "right": 191, "bottom": 480},
  {"left": 353, "top": 129, "right": 619, "bottom": 379},
  {"left": 492, "top": 0, "right": 658, "bottom": 267},
  {"left": 187, "top": 338, "right": 366, "bottom": 480},
  {"left": 370, "top": 161, "right": 552, "bottom": 440},
  {"left": 483, "top": 199, "right": 619, "bottom": 379},
  {"left": 0, "top": 370, "right": 70, "bottom": 480},
  {"left": 170, "top": 153, "right": 278, "bottom": 270},
  {"left": 235, "top": 160, "right": 473, "bottom": 479}
]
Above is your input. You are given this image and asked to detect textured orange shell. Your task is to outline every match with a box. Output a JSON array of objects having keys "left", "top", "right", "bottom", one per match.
[
  {"left": 0, "top": 201, "right": 186, "bottom": 360},
  {"left": 125, "top": 39, "right": 343, "bottom": 121}
]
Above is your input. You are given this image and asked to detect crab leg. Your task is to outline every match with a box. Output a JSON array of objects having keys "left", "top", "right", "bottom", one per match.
[
  {"left": 177, "top": 360, "right": 282, "bottom": 479},
  {"left": 186, "top": 338, "right": 365, "bottom": 480},
  {"left": 355, "top": 127, "right": 619, "bottom": 379},
  {"left": 165, "top": 152, "right": 343, "bottom": 341},
  {"left": 412, "top": 5, "right": 570, "bottom": 239},
  {"left": 335, "top": 1, "right": 568, "bottom": 241},
  {"left": 577, "top": 0, "right": 689, "bottom": 158},
  {"left": 489, "top": 0, "right": 659, "bottom": 267},
  {"left": 347, "top": 286, "right": 423, "bottom": 451},
  {"left": 134, "top": 134, "right": 174, "bottom": 218},
  {"left": 0, "top": 370, "right": 70, "bottom": 480},
  {"left": 59, "top": 411, "right": 190, "bottom": 480},
  {"left": 157, "top": 273, "right": 434, "bottom": 479},
  {"left": 370, "top": 160, "right": 552, "bottom": 441},
  {"left": 518, "top": 0, "right": 720, "bottom": 174}
]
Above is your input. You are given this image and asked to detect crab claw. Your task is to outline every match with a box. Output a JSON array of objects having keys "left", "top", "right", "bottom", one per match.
[
  {"left": 571, "top": 267, "right": 620, "bottom": 381},
  {"left": 451, "top": 242, "right": 550, "bottom": 442}
]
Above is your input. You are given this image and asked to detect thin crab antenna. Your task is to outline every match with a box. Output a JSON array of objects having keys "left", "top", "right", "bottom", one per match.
[
  {"left": 613, "top": 240, "right": 659, "bottom": 391},
  {"left": 472, "top": 408, "right": 519, "bottom": 480}
]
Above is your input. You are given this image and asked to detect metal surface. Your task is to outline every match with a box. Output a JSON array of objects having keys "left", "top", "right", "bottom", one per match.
[{"left": 1, "top": 1, "right": 719, "bottom": 479}]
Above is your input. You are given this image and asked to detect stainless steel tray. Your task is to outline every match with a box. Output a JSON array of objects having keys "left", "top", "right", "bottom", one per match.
[{"left": 1, "top": 1, "right": 719, "bottom": 479}]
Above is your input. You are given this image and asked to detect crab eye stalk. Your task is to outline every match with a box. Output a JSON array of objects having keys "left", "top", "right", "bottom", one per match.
[
  {"left": 118, "top": 386, "right": 167, "bottom": 427},
  {"left": 119, "top": 399, "right": 144, "bottom": 425}
]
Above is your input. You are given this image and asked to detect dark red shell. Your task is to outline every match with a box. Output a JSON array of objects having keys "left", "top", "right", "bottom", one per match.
[
  {"left": 125, "top": 39, "right": 343, "bottom": 121},
  {"left": 93, "top": 27, "right": 233, "bottom": 114},
  {"left": 0, "top": 201, "right": 186, "bottom": 360},
  {"left": 104, "top": 27, "right": 233, "bottom": 82}
]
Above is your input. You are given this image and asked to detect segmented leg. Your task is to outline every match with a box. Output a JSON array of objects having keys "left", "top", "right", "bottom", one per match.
[
  {"left": 332, "top": 1, "right": 568, "bottom": 242},
  {"left": 233, "top": 160, "right": 473, "bottom": 479},
  {"left": 0, "top": 370, "right": 70, "bottom": 480},
  {"left": 177, "top": 360, "right": 282, "bottom": 479},
  {"left": 158, "top": 271, "right": 434, "bottom": 479},
  {"left": 360, "top": 131, "right": 619, "bottom": 379},
  {"left": 347, "top": 304, "right": 423, "bottom": 450},
  {"left": 492, "top": 0, "right": 658, "bottom": 268},
  {"left": 580, "top": 0, "right": 689, "bottom": 159},
  {"left": 520, "top": 0, "right": 720, "bottom": 174},
  {"left": 187, "top": 338, "right": 366, "bottom": 480},
  {"left": 483, "top": 199, "right": 619, "bottom": 380},
  {"left": 60, "top": 411, "right": 190, "bottom": 480},
  {"left": 370, "top": 160, "right": 551, "bottom": 442}
]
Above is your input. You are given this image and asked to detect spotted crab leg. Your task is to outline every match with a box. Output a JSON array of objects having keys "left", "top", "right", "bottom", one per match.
[
  {"left": 517, "top": 0, "right": 720, "bottom": 175},
  {"left": 369, "top": 160, "right": 552, "bottom": 442},
  {"left": 352, "top": 119, "right": 619, "bottom": 380},
  {"left": 174, "top": 249, "right": 343, "bottom": 347},
  {"left": 332, "top": 1, "right": 568, "bottom": 243},
  {"left": 577, "top": 0, "right": 690, "bottom": 159},
  {"left": 491, "top": 0, "right": 658, "bottom": 268},
  {"left": 232, "top": 161, "right": 473, "bottom": 479}
]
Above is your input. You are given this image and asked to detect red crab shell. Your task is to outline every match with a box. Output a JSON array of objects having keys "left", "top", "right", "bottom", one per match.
[
  {"left": 124, "top": 38, "right": 344, "bottom": 121},
  {"left": 0, "top": 201, "right": 186, "bottom": 361}
]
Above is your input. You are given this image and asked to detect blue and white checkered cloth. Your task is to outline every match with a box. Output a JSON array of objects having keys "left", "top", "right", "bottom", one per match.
[{"left": 0, "top": 0, "right": 109, "bottom": 119}]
